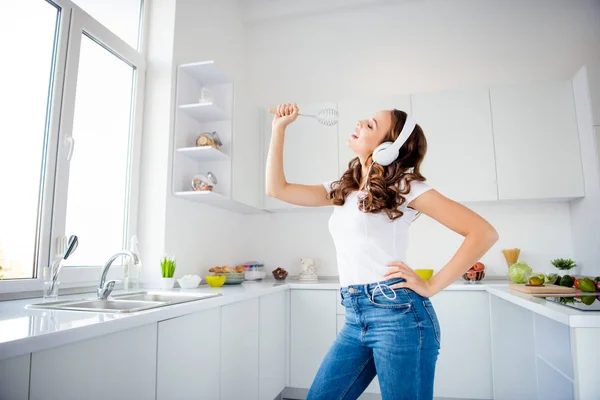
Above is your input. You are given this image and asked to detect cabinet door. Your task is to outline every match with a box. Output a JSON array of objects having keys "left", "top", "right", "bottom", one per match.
[
  {"left": 263, "top": 102, "right": 339, "bottom": 210},
  {"left": 290, "top": 290, "right": 337, "bottom": 388},
  {"left": 259, "top": 291, "right": 286, "bottom": 400},
  {"left": 337, "top": 96, "right": 411, "bottom": 176},
  {"left": 430, "top": 291, "right": 493, "bottom": 399},
  {"left": 0, "top": 354, "right": 30, "bottom": 400},
  {"left": 412, "top": 89, "right": 498, "bottom": 202},
  {"left": 490, "top": 81, "right": 584, "bottom": 200},
  {"left": 157, "top": 308, "right": 221, "bottom": 400},
  {"left": 222, "top": 299, "right": 259, "bottom": 400},
  {"left": 30, "top": 323, "right": 157, "bottom": 400}
]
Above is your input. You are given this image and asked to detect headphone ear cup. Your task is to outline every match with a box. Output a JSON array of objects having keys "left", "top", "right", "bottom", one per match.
[{"left": 372, "top": 141, "right": 396, "bottom": 166}]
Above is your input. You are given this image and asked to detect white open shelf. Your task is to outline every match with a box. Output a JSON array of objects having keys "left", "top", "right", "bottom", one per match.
[
  {"left": 174, "top": 191, "right": 264, "bottom": 214},
  {"left": 179, "top": 102, "right": 229, "bottom": 122},
  {"left": 177, "top": 146, "right": 229, "bottom": 162},
  {"left": 179, "top": 61, "right": 232, "bottom": 85}
]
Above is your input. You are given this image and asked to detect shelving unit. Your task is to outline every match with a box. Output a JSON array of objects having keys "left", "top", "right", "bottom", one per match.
[{"left": 172, "top": 60, "right": 262, "bottom": 214}]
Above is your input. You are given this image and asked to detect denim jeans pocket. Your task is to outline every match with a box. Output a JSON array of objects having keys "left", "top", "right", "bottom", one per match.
[
  {"left": 423, "top": 300, "right": 441, "bottom": 346},
  {"left": 367, "top": 291, "right": 412, "bottom": 312}
]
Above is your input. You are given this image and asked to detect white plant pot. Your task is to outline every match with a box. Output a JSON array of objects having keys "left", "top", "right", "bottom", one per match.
[{"left": 159, "top": 277, "right": 175, "bottom": 289}]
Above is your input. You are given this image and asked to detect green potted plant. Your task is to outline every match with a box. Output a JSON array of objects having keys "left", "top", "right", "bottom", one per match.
[
  {"left": 160, "top": 255, "right": 176, "bottom": 289},
  {"left": 551, "top": 258, "right": 577, "bottom": 274}
]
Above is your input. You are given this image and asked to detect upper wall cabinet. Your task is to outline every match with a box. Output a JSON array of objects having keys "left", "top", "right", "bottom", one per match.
[
  {"left": 412, "top": 89, "right": 498, "bottom": 202},
  {"left": 172, "top": 61, "right": 261, "bottom": 214},
  {"left": 337, "top": 95, "right": 411, "bottom": 176},
  {"left": 490, "top": 81, "right": 584, "bottom": 200},
  {"left": 263, "top": 102, "right": 339, "bottom": 210}
]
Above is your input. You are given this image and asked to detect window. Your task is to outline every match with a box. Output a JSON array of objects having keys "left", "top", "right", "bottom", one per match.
[
  {"left": 0, "top": 0, "right": 145, "bottom": 293},
  {"left": 0, "top": 0, "right": 60, "bottom": 280}
]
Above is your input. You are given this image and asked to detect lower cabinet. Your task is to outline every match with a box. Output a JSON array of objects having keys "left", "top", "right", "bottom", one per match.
[
  {"left": 0, "top": 354, "right": 30, "bottom": 400},
  {"left": 259, "top": 291, "right": 287, "bottom": 400},
  {"left": 157, "top": 307, "right": 221, "bottom": 400},
  {"left": 29, "top": 323, "right": 158, "bottom": 400},
  {"left": 290, "top": 290, "right": 337, "bottom": 389},
  {"left": 430, "top": 291, "right": 493, "bottom": 399},
  {"left": 221, "top": 298, "right": 260, "bottom": 400}
]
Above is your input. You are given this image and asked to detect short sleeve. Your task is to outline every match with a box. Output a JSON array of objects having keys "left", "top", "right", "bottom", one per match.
[
  {"left": 403, "top": 180, "right": 432, "bottom": 206},
  {"left": 323, "top": 181, "right": 335, "bottom": 194}
]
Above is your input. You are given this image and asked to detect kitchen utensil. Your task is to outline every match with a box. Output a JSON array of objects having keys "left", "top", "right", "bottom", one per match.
[
  {"left": 502, "top": 248, "right": 520, "bottom": 267},
  {"left": 205, "top": 275, "right": 226, "bottom": 288},
  {"left": 268, "top": 107, "right": 339, "bottom": 126},
  {"left": 509, "top": 283, "right": 577, "bottom": 294}
]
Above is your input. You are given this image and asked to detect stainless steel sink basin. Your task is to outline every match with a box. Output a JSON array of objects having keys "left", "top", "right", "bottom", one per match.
[
  {"left": 113, "top": 291, "right": 218, "bottom": 303},
  {"left": 27, "top": 291, "right": 221, "bottom": 313}
]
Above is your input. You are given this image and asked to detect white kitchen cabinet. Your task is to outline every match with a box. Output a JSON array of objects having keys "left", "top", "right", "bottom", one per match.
[
  {"left": 337, "top": 95, "right": 411, "bottom": 176},
  {"left": 30, "top": 323, "right": 157, "bottom": 400},
  {"left": 290, "top": 290, "right": 337, "bottom": 388},
  {"left": 259, "top": 291, "right": 287, "bottom": 400},
  {"left": 411, "top": 89, "right": 498, "bottom": 202},
  {"left": 263, "top": 102, "right": 339, "bottom": 210},
  {"left": 490, "top": 81, "right": 584, "bottom": 200},
  {"left": 0, "top": 354, "right": 30, "bottom": 400},
  {"left": 430, "top": 291, "right": 493, "bottom": 399},
  {"left": 221, "top": 298, "right": 260, "bottom": 400},
  {"left": 489, "top": 295, "right": 537, "bottom": 400},
  {"left": 157, "top": 308, "right": 221, "bottom": 400}
]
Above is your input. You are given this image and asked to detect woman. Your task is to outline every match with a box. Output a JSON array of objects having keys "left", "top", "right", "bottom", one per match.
[{"left": 266, "top": 103, "right": 499, "bottom": 400}]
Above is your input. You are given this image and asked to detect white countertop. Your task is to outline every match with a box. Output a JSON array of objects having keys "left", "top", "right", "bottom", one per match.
[{"left": 0, "top": 277, "right": 598, "bottom": 360}]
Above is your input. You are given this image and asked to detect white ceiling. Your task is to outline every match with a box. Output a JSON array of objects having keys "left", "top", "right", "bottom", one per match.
[{"left": 239, "top": 0, "right": 424, "bottom": 24}]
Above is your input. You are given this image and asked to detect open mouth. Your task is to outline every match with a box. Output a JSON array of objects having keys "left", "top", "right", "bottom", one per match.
[{"left": 351, "top": 133, "right": 359, "bottom": 139}]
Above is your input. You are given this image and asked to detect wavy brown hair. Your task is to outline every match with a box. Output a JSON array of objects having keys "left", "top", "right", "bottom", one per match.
[{"left": 327, "top": 109, "right": 427, "bottom": 220}]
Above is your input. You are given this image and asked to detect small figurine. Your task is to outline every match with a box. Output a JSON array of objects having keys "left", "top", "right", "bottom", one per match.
[{"left": 299, "top": 258, "right": 318, "bottom": 281}]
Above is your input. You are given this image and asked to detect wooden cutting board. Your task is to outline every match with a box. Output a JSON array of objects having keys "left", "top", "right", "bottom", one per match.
[{"left": 509, "top": 283, "right": 577, "bottom": 294}]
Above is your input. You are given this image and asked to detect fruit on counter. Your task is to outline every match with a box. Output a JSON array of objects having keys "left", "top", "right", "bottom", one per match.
[
  {"left": 596, "top": 281, "right": 600, "bottom": 292},
  {"left": 472, "top": 262, "right": 485, "bottom": 272},
  {"left": 594, "top": 277, "right": 600, "bottom": 284},
  {"left": 528, "top": 275, "right": 545, "bottom": 286},
  {"left": 578, "top": 277, "right": 596, "bottom": 293},
  {"left": 580, "top": 295, "right": 596, "bottom": 306},
  {"left": 559, "top": 275, "right": 575, "bottom": 288},
  {"left": 272, "top": 267, "right": 289, "bottom": 281},
  {"left": 574, "top": 278, "right": 581, "bottom": 289},
  {"left": 545, "top": 273, "right": 559, "bottom": 285},
  {"left": 508, "top": 262, "right": 532, "bottom": 284}
]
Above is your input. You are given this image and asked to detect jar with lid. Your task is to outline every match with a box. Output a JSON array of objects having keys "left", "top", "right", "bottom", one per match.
[{"left": 244, "top": 263, "right": 265, "bottom": 281}]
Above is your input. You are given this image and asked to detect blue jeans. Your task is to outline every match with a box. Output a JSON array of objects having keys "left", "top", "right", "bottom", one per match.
[{"left": 306, "top": 278, "right": 441, "bottom": 400}]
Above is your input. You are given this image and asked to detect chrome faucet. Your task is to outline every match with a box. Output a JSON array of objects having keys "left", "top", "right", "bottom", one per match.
[{"left": 98, "top": 251, "right": 139, "bottom": 300}]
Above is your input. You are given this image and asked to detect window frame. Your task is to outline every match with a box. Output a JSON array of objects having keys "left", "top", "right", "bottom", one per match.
[{"left": 0, "top": 0, "right": 146, "bottom": 294}]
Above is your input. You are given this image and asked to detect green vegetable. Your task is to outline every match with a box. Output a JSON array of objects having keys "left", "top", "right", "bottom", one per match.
[
  {"left": 579, "top": 278, "right": 596, "bottom": 293},
  {"left": 545, "top": 273, "right": 559, "bottom": 285},
  {"left": 509, "top": 262, "right": 532, "bottom": 284},
  {"left": 160, "top": 256, "right": 176, "bottom": 278},
  {"left": 594, "top": 277, "right": 600, "bottom": 284},
  {"left": 551, "top": 258, "right": 577, "bottom": 271},
  {"left": 560, "top": 275, "right": 574, "bottom": 288},
  {"left": 580, "top": 296, "right": 596, "bottom": 306}
]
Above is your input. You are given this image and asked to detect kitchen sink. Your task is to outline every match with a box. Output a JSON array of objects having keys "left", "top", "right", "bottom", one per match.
[{"left": 27, "top": 291, "right": 222, "bottom": 313}]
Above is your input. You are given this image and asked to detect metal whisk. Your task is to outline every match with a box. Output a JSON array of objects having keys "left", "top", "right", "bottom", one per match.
[{"left": 269, "top": 107, "right": 339, "bottom": 126}]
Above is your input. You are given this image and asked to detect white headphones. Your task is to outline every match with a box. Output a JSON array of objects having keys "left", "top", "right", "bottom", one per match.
[{"left": 371, "top": 117, "right": 417, "bottom": 166}]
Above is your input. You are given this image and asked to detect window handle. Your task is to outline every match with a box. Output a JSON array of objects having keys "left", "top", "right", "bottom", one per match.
[{"left": 65, "top": 136, "right": 75, "bottom": 161}]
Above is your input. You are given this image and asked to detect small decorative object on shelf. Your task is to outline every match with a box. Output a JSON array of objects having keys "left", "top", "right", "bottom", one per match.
[
  {"left": 195, "top": 131, "right": 222, "bottom": 148},
  {"left": 191, "top": 171, "right": 218, "bottom": 191},
  {"left": 298, "top": 258, "right": 318, "bottom": 281},
  {"left": 198, "top": 87, "right": 214, "bottom": 104},
  {"left": 160, "top": 255, "right": 176, "bottom": 289}
]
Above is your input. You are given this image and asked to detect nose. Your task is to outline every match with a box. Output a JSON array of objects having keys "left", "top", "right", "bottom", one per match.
[{"left": 356, "top": 120, "right": 365, "bottom": 128}]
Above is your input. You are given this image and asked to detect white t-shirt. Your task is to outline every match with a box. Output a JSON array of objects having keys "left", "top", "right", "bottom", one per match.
[{"left": 323, "top": 180, "right": 432, "bottom": 287}]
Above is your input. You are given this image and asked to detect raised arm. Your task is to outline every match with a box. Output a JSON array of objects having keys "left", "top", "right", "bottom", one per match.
[{"left": 265, "top": 103, "right": 332, "bottom": 207}]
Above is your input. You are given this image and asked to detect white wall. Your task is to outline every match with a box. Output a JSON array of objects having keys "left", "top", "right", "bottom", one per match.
[
  {"left": 244, "top": 0, "right": 600, "bottom": 277},
  {"left": 571, "top": 66, "right": 600, "bottom": 277}
]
